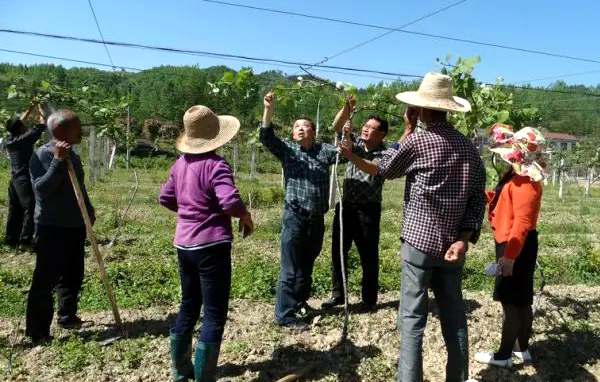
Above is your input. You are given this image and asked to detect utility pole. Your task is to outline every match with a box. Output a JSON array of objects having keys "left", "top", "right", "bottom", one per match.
[{"left": 126, "top": 83, "right": 131, "bottom": 170}]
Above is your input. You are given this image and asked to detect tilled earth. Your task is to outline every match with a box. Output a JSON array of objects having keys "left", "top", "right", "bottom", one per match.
[{"left": 1, "top": 285, "right": 599, "bottom": 381}]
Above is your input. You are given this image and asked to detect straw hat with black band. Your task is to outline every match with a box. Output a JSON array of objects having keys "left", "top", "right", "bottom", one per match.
[
  {"left": 176, "top": 105, "right": 240, "bottom": 154},
  {"left": 396, "top": 72, "right": 471, "bottom": 113}
]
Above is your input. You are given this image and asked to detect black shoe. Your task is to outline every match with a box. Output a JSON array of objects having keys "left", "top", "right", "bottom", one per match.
[
  {"left": 277, "top": 320, "right": 309, "bottom": 331},
  {"left": 297, "top": 301, "right": 316, "bottom": 318},
  {"left": 357, "top": 302, "right": 376, "bottom": 313},
  {"left": 30, "top": 335, "right": 53, "bottom": 346},
  {"left": 58, "top": 315, "right": 83, "bottom": 330},
  {"left": 321, "top": 297, "right": 344, "bottom": 309}
]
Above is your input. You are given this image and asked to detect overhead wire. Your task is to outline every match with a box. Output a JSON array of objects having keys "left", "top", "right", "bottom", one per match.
[
  {"left": 200, "top": 0, "right": 600, "bottom": 66},
  {"left": 2, "top": 40, "right": 600, "bottom": 99},
  {"left": 0, "top": 28, "right": 423, "bottom": 79},
  {"left": 86, "top": 0, "right": 116, "bottom": 69},
  {"left": 310, "top": 0, "right": 467, "bottom": 66},
  {"left": 0, "top": 48, "right": 141, "bottom": 71}
]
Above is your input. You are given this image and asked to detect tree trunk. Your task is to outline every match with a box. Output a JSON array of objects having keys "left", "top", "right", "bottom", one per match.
[{"left": 552, "top": 169, "right": 557, "bottom": 187}]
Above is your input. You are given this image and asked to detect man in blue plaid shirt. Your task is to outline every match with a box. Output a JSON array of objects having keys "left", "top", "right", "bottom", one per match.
[{"left": 260, "top": 92, "right": 353, "bottom": 330}]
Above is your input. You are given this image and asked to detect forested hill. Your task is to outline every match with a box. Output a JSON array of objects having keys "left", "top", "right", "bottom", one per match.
[{"left": 1, "top": 63, "right": 599, "bottom": 138}]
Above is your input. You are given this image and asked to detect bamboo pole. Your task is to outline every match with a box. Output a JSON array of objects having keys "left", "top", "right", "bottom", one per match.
[{"left": 65, "top": 157, "right": 124, "bottom": 334}]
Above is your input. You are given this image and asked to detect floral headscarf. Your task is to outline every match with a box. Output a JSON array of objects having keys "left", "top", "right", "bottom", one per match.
[{"left": 489, "top": 123, "right": 547, "bottom": 182}]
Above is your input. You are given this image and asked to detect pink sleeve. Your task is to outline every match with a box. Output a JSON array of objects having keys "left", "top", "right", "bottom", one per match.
[
  {"left": 210, "top": 161, "right": 248, "bottom": 218},
  {"left": 159, "top": 166, "right": 178, "bottom": 212}
]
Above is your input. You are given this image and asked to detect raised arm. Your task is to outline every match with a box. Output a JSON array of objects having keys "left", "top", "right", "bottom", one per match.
[
  {"left": 332, "top": 95, "right": 356, "bottom": 134},
  {"left": 259, "top": 91, "right": 289, "bottom": 162}
]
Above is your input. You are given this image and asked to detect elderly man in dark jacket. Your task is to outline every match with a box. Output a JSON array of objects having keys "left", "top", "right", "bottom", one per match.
[{"left": 25, "top": 109, "right": 95, "bottom": 343}]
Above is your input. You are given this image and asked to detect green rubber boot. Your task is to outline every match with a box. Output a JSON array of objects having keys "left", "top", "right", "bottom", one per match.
[
  {"left": 194, "top": 341, "right": 221, "bottom": 382},
  {"left": 169, "top": 331, "right": 194, "bottom": 381}
]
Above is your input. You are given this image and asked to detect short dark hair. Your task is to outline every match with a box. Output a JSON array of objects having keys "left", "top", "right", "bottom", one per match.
[
  {"left": 296, "top": 117, "right": 316, "bottom": 131},
  {"left": 366, "top": 115, "right": 389, "bottom": 135}
]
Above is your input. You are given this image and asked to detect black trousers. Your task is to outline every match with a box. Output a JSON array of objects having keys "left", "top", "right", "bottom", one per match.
[
  {"left": 171, "top": 243, "right": 232, "bottom": 343},
  {"left": 331, "top": 202, "right": 381, "bottom": 305},
  {"left": 5, "top": 176, "right": 35, "bottom": 245},
  {"left": 25, "top": 225, "right": 86, "bottom": 339}
]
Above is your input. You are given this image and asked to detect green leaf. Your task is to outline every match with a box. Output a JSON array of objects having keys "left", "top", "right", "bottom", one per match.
[
  {"left": 496, "top": 110, "right": 510, "bottom": 123},
  {"left": 7, "top": 85, "right": 18, "bottom": 99}
]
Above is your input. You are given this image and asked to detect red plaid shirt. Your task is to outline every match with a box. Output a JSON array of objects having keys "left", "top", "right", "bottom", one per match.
[{"left": 377, "top": 121, "right": 486, "bottom": 257}]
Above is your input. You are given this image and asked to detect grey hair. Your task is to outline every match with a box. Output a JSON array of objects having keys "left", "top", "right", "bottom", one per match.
[{"left": 47, "top": 109, "right": 79, "bottom": 137}]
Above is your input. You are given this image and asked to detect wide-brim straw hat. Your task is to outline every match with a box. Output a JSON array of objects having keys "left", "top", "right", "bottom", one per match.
[
  {"left": 396, "top": 72, "right": 471, "bottom": 113},
  {"left": 176, "top": 105, "right": 240, "bottom": 154}
]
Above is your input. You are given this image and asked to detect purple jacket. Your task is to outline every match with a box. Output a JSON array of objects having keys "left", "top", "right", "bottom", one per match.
[{"left": 159, "top": 153, "right": 247, "bottom": 247}]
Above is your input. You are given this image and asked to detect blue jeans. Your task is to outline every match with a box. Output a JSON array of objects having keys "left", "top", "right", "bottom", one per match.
[
  {"left": 397, "top": 243, "right": 468, "bottom": 382},
  {"left": 275, "top": 207, "right": 325, "bottom": 325},
  {"left": 172, "top": 243, "right": 231, "bottom": 343}
]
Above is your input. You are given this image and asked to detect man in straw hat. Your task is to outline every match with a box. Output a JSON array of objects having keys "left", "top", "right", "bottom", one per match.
[
  {"left": 160, "top": 105, "right": 253, "bottom": 381},
  {"left": 340, "top": 72, "right": 486, "bottom": 382},
  {"left": 25, "top": 109, "right": 94, "bottom": 344},
  {"left": 260, "top": 91, "right": 353, "bottom": 330}
]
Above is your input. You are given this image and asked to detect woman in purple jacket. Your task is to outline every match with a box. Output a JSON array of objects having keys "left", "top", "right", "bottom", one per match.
[{"left": 159, "top": 105, "right": 254, "bottom": 382}]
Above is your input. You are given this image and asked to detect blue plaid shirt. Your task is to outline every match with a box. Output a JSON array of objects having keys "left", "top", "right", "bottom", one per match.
[
  {"left": 260, "top": 124, "right": 338, "bottom": 215},
  {"left": 343, "top": 136, "right": 386, "bottom": 204}
]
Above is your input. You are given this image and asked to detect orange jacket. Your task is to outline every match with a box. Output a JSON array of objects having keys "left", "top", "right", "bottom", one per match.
[{"left": 486, "top": 175, "right": 542, "bottom": 259}]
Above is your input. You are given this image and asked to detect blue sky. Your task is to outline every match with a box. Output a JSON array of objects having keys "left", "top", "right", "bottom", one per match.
[{"left": 1, "top": 0, "right": 599, "bottom": 88}]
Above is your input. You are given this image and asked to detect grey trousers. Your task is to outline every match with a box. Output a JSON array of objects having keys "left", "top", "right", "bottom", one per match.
[{"left": 397, "top": 243, "right": 469, "bottom": 382}]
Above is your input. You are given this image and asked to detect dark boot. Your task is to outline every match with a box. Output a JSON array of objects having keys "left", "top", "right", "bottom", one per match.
[
  {"left": 170, "top": 331, "right": 194, "bottom": 381},
  {"left": 194, "top": 341, "right": 221, "bottom": 382}
]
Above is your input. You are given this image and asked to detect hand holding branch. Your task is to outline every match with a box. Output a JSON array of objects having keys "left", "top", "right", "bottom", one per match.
[
  {"left": 333, "top": 95, "right": 356, "bottom": 133},
  {"left": 262, "top": 91, "right": 275, "bottom": 127}
]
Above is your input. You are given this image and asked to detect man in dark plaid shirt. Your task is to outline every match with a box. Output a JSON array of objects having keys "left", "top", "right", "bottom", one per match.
[
  {"left": 322, "top": 115, "right": 389, "bottom": 312},
  {"left": 340, "top": 72, "right": 486, "bottom": 382},
  {"left": 260, "top": 92, "right": 353, "bottom": 330}
]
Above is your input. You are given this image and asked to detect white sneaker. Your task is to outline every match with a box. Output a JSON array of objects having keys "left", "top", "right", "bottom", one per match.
[
  {"left": 474, "top": 351, "right": 513, "bottom": 368},
  {"left": 465, "top": 379, "right": 479, "bottom": 382},
  {"left": 513, "top": 349, "right": 533, "bottom": 364}
]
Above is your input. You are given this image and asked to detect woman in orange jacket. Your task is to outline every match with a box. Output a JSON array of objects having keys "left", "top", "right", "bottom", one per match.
[{"left": 475, "top": 124, "right": 546, "bottom": 368}]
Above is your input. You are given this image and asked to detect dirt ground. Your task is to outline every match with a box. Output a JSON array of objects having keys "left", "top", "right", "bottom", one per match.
[{"left": 1, "top": 285, "right": 599, "bottom": 381}]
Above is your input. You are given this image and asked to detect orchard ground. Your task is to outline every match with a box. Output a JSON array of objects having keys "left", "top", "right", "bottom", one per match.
[{"left": 1, "top": 157, "right": 599, "bottom": 381}]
